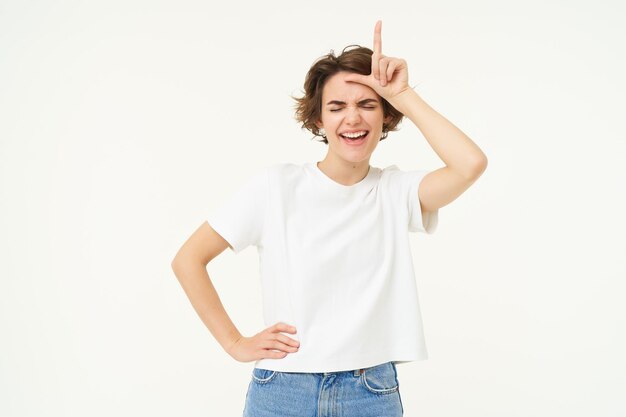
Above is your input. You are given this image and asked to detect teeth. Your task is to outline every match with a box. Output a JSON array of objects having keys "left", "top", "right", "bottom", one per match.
[{"left": 341, "top": 131, "right": 367, "bottom": 138}]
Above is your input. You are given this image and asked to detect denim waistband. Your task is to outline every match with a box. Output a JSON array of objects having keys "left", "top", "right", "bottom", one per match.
[{"left": 320, "top": 368, "right": 364, "bottom": 377}]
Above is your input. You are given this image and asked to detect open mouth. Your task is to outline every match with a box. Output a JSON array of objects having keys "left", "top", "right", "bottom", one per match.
[{"left": 339, "top": 130, "right": 369, "bottom": 146}]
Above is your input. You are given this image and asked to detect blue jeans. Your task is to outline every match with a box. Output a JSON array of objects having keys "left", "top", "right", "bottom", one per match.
[{"left": 242, "top": 361, "right": 404, "bottom": 417}]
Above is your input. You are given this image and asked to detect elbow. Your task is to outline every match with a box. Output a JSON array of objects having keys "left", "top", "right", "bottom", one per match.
[
  {"left": 171, "top": 254, "right": 208, "bottom": 273},
  {"left": 171, "top": 258, "right": 181, "bottom": 274},
  {"left": 171, "top": 255, "right": 190, "bottom": 273},
  {"left": 466, "top": 154, "right": 488, "bottom": 181},
  {"left": 476, "top": 154, "right": 488, "bottom": 174}
]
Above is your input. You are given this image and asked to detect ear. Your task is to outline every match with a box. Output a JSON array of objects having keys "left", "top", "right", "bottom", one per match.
[
  {"left": 315, "top": 119, "right": 323, "bottom": 129},
  {"left": 383, "top": 114, "right": 393, "bottom": 125}
]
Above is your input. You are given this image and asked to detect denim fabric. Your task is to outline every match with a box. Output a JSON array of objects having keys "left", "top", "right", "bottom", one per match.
[{"left": 242, "top": 361, "right": 404, "bottom": 417}]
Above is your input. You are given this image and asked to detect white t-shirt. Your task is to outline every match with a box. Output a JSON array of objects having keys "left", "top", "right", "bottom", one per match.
[{"left": 207, "top": 161, "right": 438, "bottom": 372}]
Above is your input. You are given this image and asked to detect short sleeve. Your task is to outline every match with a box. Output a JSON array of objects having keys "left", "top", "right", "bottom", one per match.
[
  {"left": 207, "top": 167, "right": 268, "bottom": 254},
  {"left": 403, "top": 169, "right": 439, "bottom": 234}
]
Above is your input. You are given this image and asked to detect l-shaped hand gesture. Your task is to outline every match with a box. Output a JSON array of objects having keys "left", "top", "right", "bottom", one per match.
[{"left": 344, "top": 20, "right": 410, "bottom": 102}]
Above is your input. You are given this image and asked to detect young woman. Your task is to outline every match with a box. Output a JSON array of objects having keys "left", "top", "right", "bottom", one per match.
[{"left": 172, "top": 20, "right": 487, "bottom": 417}]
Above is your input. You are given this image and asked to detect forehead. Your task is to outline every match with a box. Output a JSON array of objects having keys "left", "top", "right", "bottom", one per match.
[{"left": 322, "top": 71, "right": 380, "bottom": 102}]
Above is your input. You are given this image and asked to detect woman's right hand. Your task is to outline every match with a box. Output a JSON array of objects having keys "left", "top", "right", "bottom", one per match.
[{"left": 226, "top": 322, "right": 300, "bottom": 363}]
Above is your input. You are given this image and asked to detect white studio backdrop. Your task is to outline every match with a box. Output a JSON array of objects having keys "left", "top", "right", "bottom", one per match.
[{"left": 1, "top": 0, "right": 625, "bottom": 416}]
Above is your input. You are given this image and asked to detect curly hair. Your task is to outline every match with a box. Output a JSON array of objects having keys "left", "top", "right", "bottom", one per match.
[{"left": 292, "top": 45, "right": 404, "bottom": 144}]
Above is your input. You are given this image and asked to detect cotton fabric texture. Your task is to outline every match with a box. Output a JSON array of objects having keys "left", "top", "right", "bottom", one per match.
[
  {"left": 243, "top": 361, "right": 404, "bottom": 417},
  {"left": 207, "top": 162, "right": 438, "bottom": 373}
]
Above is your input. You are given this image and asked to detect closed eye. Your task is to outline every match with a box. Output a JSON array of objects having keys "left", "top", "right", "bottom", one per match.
[{"left": 329, "top": 106, "right": 377, "bottom": 112}]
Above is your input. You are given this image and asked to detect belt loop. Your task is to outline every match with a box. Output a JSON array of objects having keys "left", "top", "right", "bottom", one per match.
[{"left": 353, "top": 368, "right": 363, "bottom": 377}]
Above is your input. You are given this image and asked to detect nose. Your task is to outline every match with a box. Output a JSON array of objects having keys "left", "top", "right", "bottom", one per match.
[{"left": 345, "top": 105, "right": 362, "bottom": 124}]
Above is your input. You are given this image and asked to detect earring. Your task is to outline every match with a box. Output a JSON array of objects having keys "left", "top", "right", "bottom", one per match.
[{"left": 319, "top": 128, "right": 326, "bottom": 138}]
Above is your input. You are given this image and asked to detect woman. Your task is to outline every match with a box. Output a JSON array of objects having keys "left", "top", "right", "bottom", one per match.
[{"left": 171, "top": 20, "right": 487, "bottom": 417}]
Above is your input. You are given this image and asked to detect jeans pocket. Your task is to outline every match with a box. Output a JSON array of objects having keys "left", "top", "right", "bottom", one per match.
[
  {"left": 251, "top": 367, "right": 279, "bottom": 385},
  {"left": 361, "top": 362, "right": 399, "bottom": 395}
]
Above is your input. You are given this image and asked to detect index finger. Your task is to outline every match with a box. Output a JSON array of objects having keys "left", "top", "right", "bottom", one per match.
[{"left": 373, "top": 20, "right": 382, "bottom": 56}]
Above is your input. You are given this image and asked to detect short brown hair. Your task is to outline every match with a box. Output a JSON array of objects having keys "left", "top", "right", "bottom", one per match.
[{"left": 292, "top": 45, "right": 404, "bottom": 144}]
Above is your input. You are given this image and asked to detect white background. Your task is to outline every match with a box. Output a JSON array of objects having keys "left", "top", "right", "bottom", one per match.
[{"left": 1, "top": 0, "right": 625, "bottom": 416}]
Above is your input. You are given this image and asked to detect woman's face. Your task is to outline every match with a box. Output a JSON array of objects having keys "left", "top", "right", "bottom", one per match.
[{"left": 316, "top": 71, "right": 389, "bottom": 164}]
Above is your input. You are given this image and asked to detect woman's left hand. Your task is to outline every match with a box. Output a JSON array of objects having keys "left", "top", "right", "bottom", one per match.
[{"left": 344, "top": 20, "right": 411, "bottom": 102}]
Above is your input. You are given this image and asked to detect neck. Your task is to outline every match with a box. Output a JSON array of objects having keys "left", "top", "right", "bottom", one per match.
[{"left": 317, "top": 155, "right": 370, "bottom": 186}]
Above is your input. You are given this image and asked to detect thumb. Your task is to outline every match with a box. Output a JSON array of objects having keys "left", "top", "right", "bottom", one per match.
[{"left": 343, "top": 73, "right": 373, "bottom": 87}]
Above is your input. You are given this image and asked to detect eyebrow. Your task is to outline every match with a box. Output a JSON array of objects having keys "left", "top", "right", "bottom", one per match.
[{"left": 325, "top": 98, "right": 380, "bottom": 106}]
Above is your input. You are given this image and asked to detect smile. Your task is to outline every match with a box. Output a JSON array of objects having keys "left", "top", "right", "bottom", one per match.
[{"left": 339, "top": 130, "right": 369, "bottom": 146}]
